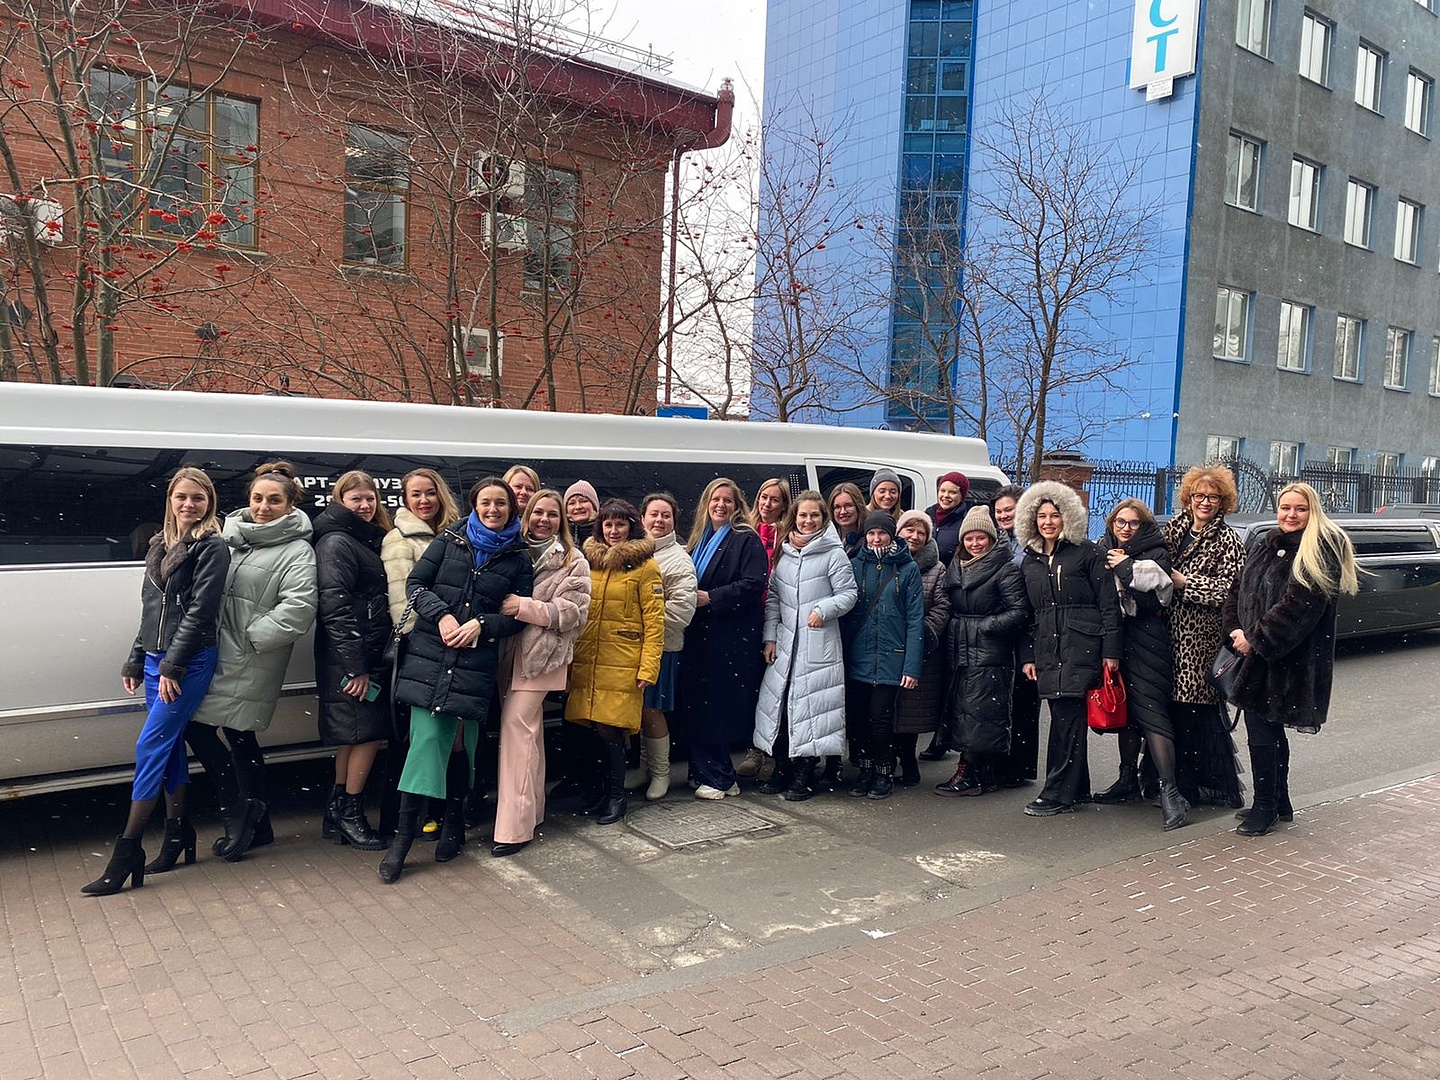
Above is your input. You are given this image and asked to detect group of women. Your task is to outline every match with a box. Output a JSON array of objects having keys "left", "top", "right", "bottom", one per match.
[{"left": 81, "top": 457, "right": 1356, "bottom": 896}]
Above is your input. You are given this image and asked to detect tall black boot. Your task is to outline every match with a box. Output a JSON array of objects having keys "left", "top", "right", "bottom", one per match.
[
  {"left": 896, "top": 735, "right": 921, "bottom": 787},
  {"left": 379, "top": 794, "right": 423, "bottom": 883},
  {"left": 1275, "top": 737, "right": 1294, "bottom": 821},
  {"left": 783, "top": 757, "right": 817, "bottom": 802},
  {"left": 1236, "top": 745, "right": 1279, "bottom": 836},
  {"left": 336, "top": 792, "right": 386, "bottom": 849},
  {"left": 435, "top": 752, "right": 470, "bottom": 862},
  {"left": 81, "top": 836, "right": 146, "bottom": 896},
  {"left": 215, "top": 751, "right": 269, "bottom": 856},
  {"left": 322, "top": 782, "right": 343, "bottom": 842},
  {"left": 1157, "top": 777, "right": 1190, "bottom": 831},
  {"left": 595, "top": 738, "right": 629, "bottom": 825},
  {"left": 144, "top": 817, "right": 197, "bottom": 874}
]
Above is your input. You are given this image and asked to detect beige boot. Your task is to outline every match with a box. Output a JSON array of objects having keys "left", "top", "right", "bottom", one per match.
[{"left": 645, "top": 736, "right": 671, "bottom": 801}]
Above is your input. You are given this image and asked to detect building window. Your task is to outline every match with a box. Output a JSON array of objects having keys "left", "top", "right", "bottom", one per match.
[
  {"left": 1431, "top": 336, "right": 1440, "bottom": 395},
  {"left": 1376, "top": 451, "right": 1401, "bottom": 475},
  {"left": 344, "top": 125, "right": 409, "bottom": 267},
  {"left": 1299, "top": 12, "right": 1331, "bottom": 85},
  {"left": 455, "top": 328, "right": 503, "bottom": 379},
  {"left": 88, "top": 70, "right": 259, "bottom": 248},
  {"left": 1325, "top": 446, "right": 1354, "bottom": 468},
  {"left": 1278, "top": 301, "right": 1312, "bottom": 371},
  {"left": 1214, "top": 286, "right": 1251, "bottom": 362},
  {"left": 1334, "top": 315, "right": 1363, "bottom": 381},
  {"left": 1344, "top": 180, "right": 1374, "bottom": 247},
  {"left": 522, "top": 164, "right": 579, "bottom": 293},
  {"left": 1225, "top": 133, "right": 1262, "bottom": 211},
  {"left": 1423, "top": 456, "right": 1438, "bottom": 478},
  {"left": 1206, "top": 434, "right": 1243, "bottom": 462},
  {"left": 1288, "top": 158, "right": 1321, "bottom": 230},
  {"left": 1355, "top": 43, "right": 1385, "bottom": 112},
  {"left": 1270, "top": 440, "right": 1301, "bottom": 475},
  {"left": 1406, "top": 70, "right": 1434, "bottom": 135},
  {"left": 1236, "top": 0, "right": 1271, "bottom": 55},
  {"left": 1395, "top": 199, "right": 1423, "bottom": 263},
  {"left": 1384, "top": 326, "right": 1411, "bottom": 388}
]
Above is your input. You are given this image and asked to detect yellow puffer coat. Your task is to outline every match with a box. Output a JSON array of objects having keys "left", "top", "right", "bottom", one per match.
[{"left": 565, "top": 536, "right": 666, "bottom": 732}]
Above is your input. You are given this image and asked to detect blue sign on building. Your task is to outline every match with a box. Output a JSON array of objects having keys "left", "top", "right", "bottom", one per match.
[{"left": 656, "top": 404, "right": 710, "bottom": 420}]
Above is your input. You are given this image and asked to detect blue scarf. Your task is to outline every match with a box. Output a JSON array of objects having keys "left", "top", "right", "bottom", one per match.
[
  {"left": 465, "top": 512, "right": 520, "bottom": 568},
  {"left": 691, "top": 523, "right": 731, "bottom": 582}
]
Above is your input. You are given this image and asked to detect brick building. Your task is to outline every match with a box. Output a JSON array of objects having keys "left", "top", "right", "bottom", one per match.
[{"left": 0, "top": 0, "right": 731, "bottom": 413}]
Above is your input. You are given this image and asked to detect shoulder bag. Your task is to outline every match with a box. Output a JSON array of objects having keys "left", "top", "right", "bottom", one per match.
[
  {"left": 383, "top": 588, "right": 421, "bottom": 744},
  {"left": 1207, "top": 642, "right": 1246, "bottom": 702}
]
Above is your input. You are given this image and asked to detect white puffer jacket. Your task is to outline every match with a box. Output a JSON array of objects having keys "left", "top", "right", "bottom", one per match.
[{"left": 651, "top": 530, "right": 699, "bottom": 653}]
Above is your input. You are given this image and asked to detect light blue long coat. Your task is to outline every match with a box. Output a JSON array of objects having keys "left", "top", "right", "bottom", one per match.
[{"left": 753, "top": 526, "right": 858, "bottom": 758}]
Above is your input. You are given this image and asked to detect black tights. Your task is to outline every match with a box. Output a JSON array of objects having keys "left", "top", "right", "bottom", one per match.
[{"left": 1117, "top": 726, "right": 1177, "bottom": 782}]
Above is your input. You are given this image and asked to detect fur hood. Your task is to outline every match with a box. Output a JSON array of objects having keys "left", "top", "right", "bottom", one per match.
[
  {"left": 582, "top": 535, "right": 655, "bottom": 572},
  {"left": 1014, "top": 481, "right": 1088, "bottom": 552}
]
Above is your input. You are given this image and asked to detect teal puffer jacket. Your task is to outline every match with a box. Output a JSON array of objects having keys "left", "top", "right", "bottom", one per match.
[{"left": 842, "top": 541, "right": 925, "bottom": 686}]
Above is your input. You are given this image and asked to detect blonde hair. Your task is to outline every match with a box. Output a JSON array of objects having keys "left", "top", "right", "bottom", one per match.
[
  {"left": 524, "top": 489, "right": 574, "bottom": 558},
  {"left": 749, "top": 477, "right": 792, "bottom": 528},
  {"left": 332, "top": 470, "right": 393, "bottom": 531},
  {"left": 1103, "top": 498, "right": 1155, "bottom": 540},
  {"left": 503, "top": 464, "right": 542, "bottom": 495},
  {"left": 401, "top": 468, "right": 461, "bottom": 531},
  {"left": 163, "top": 467, "right": 222, "bottom": 545},
  {"left": 685, "top": 477, "right": 753, "bottom": 552},
  {"left": 1178, "top": 464, "right": 1239, "bottom": 516},
  {"left": 1276, "top": 482, "right": 1359, "bottom": 598}
]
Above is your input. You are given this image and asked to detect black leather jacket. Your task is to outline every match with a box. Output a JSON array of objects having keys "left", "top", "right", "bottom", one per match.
[{"left": 122, "top": 532, "right": 230, "bottom": 681}]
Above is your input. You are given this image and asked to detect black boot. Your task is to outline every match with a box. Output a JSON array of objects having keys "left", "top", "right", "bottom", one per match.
[
  {"left": 868, "top": 760, "right": 895, "bottom": 800},
  {"left": 144, "top": 817, "right": 196, "bottom": 874},
  {"left": 435, "top": 752, "right": 470, "bottom": 862},
  {"left": 848, "top": 758, "right": 875, "bottom": 798},
  {"left": 1276, "top": 738, "right": 1294, "bottom": 821},
  {"left": 896, "top": 737, "right": 921, "bottom": 787},
  {"left": 782, "top": 758, "right": 816, "bottom": 802},
  {"left": 758, "top": 754, "right": 791, "bottom": 795},
  {"left": 821, "top": 755, "right": 842, "bottom": 790},
  {"left": 336, "top": 793, "right": 386, "bottom": 849},
  {"left": 1157, "top": 777, "right": 1190, "bottom": 831},
  {"left": 322, "top": 783, "right": 343, "bottom": 842},
  {"left": 595, "top": 739, "right": 629, "bottom": 825},
  {"left": 379, "top": 794, "right": 423, "bottom": 883},
  {"left": 215, "top": 799, "right": 266, "bottom": 862},
  {"left": 1236, "top": 745, "right": 1279, "bottom": 836},
  {"left": 81, "top": 836, "right": 146, "bottom": 896},
  {"left": 249, "top": 813, "right": 275, "bottom": 849},
  {"left": 935, "top": 762, "right": 980, "bottom": 797},
  {"left": 918, "top": 730, "right": 950, "bottom": 761},
  {"left": 1092, "top": 764, "right": 1142, "bottom": 804}
]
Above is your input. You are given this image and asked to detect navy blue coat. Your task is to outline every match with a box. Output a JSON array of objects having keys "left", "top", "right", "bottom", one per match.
[
  {"left": 843, "top": 542, "right": 925, "bottom": 685},
  {"left": 676, "top": 526, "right": 769, "bottom": 743}
]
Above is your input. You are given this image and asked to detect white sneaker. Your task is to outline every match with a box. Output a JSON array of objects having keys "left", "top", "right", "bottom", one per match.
[
  {"left": 735, "top": 748, "right": 766, "bottom": 777},
  {"left": 694, "top": 783, "right": 740, "bottom": 800}
]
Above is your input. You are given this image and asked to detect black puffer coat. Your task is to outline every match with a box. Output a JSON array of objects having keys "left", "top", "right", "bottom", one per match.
[
  {"left": 1104, "top": 521, "right": 1174, "bottom": 736},
  {"left": 894, "top": 539, "right": 952, "bottom": 735},
  {"left": 395, "top": 525, "right": 533, "bottom": 724},
  {"left": 313, "top": 503, "right": 392, "bottom": 745},
  {"left": 122, "top": 531, "right": 230, "bottom": 681},
  {"left": 1014, "top": 482, "right": 1123, "bottom": 700},
  {"left": 1223, "top": 529, "right": 1339, "bottom": 731},
  {"left": 944, "top": 545, "right": 1030, "bottom": 754}
]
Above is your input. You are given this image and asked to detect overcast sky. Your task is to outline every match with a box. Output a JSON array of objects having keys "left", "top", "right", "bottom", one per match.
[{"left": 599, "top": 1, "right": 766, "bottom": 102}]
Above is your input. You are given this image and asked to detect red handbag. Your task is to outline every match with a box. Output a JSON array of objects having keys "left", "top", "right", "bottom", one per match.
[{"left": 1086, "top": 667, "right": 1127, "bottom": 732}]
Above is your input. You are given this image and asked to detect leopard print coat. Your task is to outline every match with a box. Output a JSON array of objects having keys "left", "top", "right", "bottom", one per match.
[{"left": 1163, "top": 511, "right": 1246, "bottom": 703}]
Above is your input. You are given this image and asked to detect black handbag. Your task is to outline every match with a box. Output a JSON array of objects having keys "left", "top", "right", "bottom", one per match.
[
  {"left": 1207, "top": 641, "right": 1246, "bottom": 702},
  {"left": 384, "top": 589, "right": 421, "bottom": 743}
]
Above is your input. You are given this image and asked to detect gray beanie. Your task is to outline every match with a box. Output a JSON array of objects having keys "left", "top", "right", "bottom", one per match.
[
  {"left": 958, "top": 504, "right": 997, "bottom": 542},
  {"left": 869, "top": 468, "right": 901, "bottom": 498}
]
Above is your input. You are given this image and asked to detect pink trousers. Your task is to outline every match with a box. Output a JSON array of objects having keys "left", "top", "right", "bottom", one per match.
[{"left": 494, "top": 688, "right": 547, "bottom": 843}]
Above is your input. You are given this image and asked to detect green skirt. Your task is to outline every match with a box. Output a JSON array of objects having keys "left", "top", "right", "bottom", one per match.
[{"left": 397, "top": 707, "right": 480, "bottom": 799}]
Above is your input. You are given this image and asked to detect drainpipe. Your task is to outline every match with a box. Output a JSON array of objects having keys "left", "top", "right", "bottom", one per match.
[{"left": 664, "top": 78, "right": 735, "bottom": 405}]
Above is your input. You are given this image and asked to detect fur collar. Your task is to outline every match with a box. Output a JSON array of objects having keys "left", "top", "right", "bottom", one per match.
[
  {"left": 1014, "top": 481, "right": 1088, "bottom": 552},
  {"left": 908, "top": 536, "right": 939, "bottom": 573},
  {"left": 146, "top": 532, "right": 196, "bottom": 585},
  {"left": 583, "top": 535, "right": 656, "bottom": 571},
  {"left": 392, "top": 506, "right": 437, "bottom": 539}
]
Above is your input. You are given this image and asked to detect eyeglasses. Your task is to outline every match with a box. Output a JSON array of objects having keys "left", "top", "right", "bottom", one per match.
[
  {"left": 1191, "top": 493, "right": 1221, "bottom": 504},
  {"left": 1113, "top": 518, "right": 1142, "bottom": 529}
]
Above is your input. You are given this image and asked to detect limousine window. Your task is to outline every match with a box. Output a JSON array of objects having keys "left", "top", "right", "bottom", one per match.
[
  {"left": 0, "top": 444, "right": 805, "bottom": 565},
  {"left": 1244, "top": 522, "right": 1439, "bottom": 557}
]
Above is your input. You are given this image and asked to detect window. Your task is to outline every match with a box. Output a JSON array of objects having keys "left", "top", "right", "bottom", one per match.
[
  {"left": 1334, "top": 315, "right": 1363, "bottom": 380},
  {"left": 1355, "top": 43, "right": 1385, "bottom": 111},
  {"left": 1214, "top": 286, "right": 1251, "bottom": 361},
  {"left": 1288, "top": 158, "right": 1321, "bottom": 230},
  {"left": 1236, "top": 0, "right": 1271, "bottom": 55},
  {"left": 522, "top": 164, "right": 579, "bottom": 293},
  {"left": 1278, "top": 301, "right": 1312, "bottom": 371},
  {"left": 455, "top": 328, "right": 503, "bottom": 379},
  {"left": 1325, "top": 446, "right": 1354, "bottom": 468},
  {"left": 1384, "top": 326, "right": 1411, "bottom": 388},
  {"left": 1344, "top": 180, "right": 1374, "bottom": 247},
  {"left": 1423, "top": 456, "right": 1438, "bottom": 478},
  {"left": 1431, "top": 336, "right": 1440, "bottom": 395},
  {"left": 1206, "top": 434, "right": 1243, "bottom": 462},
  {"left": 88, "top": 71, "right": 259, "bottom": 247},
  {"left": 1299, "top": 12, "right": 1331, "bottom": 85},
  {"left": 1270, "top": 441, "right": 1301, "bottom": 475},
  {"left": 1376, "top": 451, "right": 1401, "bottom": 475},
  {"left": 1225, "top": 133, "right": 1262, "bottom": 211},
  {"left": 1406, "top": 70, "right": 1434, "bottom": 135},
  {"left": 344, "top": 125, "right": 409, "bottom": 267},
  {"left": 1395, "top": 199, "right": 1423, "bottom": 263}
]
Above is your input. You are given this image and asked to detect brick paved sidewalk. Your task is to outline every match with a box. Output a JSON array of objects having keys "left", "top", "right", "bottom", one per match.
[{"left": 3, "top": 776, "right": 1438, "bottom": 1079}]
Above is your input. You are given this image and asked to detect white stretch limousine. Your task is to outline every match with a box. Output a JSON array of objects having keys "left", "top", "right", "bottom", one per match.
[{"left": 0, "top": 384, "right": 1008, "bottom": 797}]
